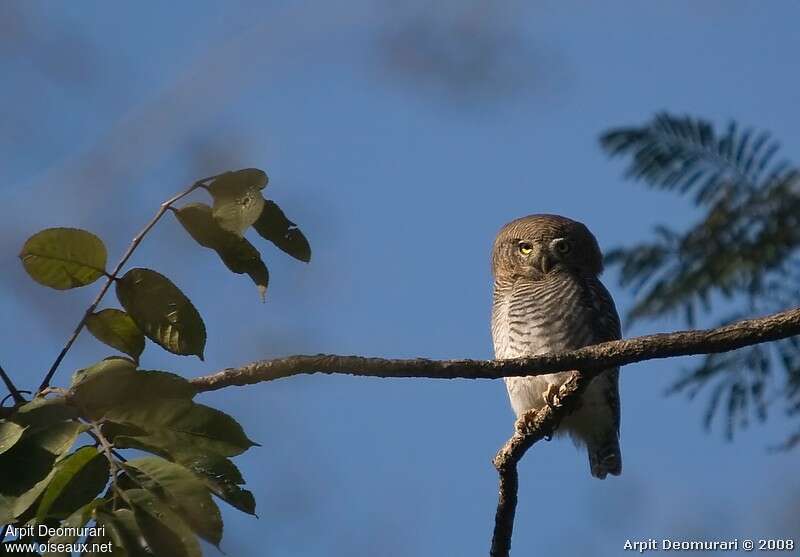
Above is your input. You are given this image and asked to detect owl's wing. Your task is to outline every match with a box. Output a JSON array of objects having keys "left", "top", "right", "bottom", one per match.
[
  {"left": 585, "top": 276, "right": 622, "bottom": 343},
  {"left": 583, "top": 275, "right": 622, "bottom": 434}
]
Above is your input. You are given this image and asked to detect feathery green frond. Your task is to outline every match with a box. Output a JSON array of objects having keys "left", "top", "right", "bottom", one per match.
[
  {"left": 601, "top": 112, "right": 800, "bottom": 446},
  {"left": 600, "top": 112, "right": 795, "bottom": 205}
]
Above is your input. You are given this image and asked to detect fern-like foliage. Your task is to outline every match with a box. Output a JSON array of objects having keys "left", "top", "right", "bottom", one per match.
[{"left": 600, "top": 113, "right": 800, "bottom": 447}]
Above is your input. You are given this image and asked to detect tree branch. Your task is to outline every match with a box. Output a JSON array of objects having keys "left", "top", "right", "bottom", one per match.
[
  {"left": 38, "top": 172, "right": 225, "bottom": 393},
  {"left": 187, "top": 306, "right": 800, "bottom": 556},
  {"left": 0, "top": 363, "right": 24, "bottom": 405},
  {"left": 191, "top": 307, "right": 800, "bottom": 391},
  {"left": 490, "top": 372, "right": 590, "bottom": 557}
]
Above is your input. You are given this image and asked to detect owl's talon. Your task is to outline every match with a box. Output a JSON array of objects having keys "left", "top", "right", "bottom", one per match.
[
  {"left": 543, "top": 383, "right": 562, "bottom": 408},
  {"left": 514, "top": 408, "right": 540, "bottom": 436}
]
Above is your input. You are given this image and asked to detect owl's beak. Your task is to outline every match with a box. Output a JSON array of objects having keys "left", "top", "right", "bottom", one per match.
[{"left": 535, "top": 248, "right": 553, "bottom": 275}]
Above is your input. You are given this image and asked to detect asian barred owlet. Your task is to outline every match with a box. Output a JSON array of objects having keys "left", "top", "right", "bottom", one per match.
[{"left": 491, "top": 214, "right": 622, "bottom": 479}]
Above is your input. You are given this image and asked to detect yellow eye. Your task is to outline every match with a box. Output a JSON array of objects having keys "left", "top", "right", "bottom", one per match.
[{"left": 518, "top": 242, "right": 533, "bottom": 255}]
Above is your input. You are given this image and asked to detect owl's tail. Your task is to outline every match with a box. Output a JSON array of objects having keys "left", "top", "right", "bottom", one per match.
[{"left": 588, "top": 437, "right": 622, "bottom": 479}]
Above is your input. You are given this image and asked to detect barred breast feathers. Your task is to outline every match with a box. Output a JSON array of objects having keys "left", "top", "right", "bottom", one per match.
[{"left": 492, "top": 271, "right": 597, "bottom": 359}]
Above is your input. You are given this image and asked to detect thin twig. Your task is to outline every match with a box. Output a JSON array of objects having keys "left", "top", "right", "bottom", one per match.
[
  {"left": 38, "top": 387, "right": 68, "bottom": 398},
  {"left": 86, "top": 428, "right": 128, "bottom": 463},
  {"left": 38, "top": 173, "right": 225, "bottom": 392},
  {"left": 0, "top": 363, "right": 24, "bottom": 405},
  {"left": 89, "top": 423, "right": 129, "bottom": 508},
  {"left": 490, "top": 372, "right": 589, "bottom": 557},
  {"left": 190, "top": 307, "right": 800, "bottom": 391},
  {"left": 490, "top": 461, "right": 517, "bottom": 557}
]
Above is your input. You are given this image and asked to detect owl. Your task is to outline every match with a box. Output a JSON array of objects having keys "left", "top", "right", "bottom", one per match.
[{"left": 490, "top": 214, "right": 622, "bottom": 479}]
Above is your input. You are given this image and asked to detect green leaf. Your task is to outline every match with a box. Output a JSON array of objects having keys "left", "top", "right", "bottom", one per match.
[
  {"left": 42, "top": 499, "right": 103, "bottom": 556},
  {"left": 30, "top": 421, "right": 86, "bottom": 457},
  {"left": 125, "top": 456, "right": 222, "bottom": 546},
  {"left": 0, "top": 475, "right": 55, "bottom": 523},
  {"left": 207, "top": 168, "right": 268, "bottom": 234},
  {"left": 104, "top": 398, "right": 257, "bottom": 458},
  {"left": 0, "top": 422, "right": 83, "bottom": 521},
  {"left": 175, "top": 203, "right": 269, "bottom": 300},
  {"left": 12, "top": 397, "right": 78, "bottom": 428},
  {"left": 0, "top": 421, "right": 26, "bottom": 455},
  {"left": 19, "top": 228, "right": 107, "bottom": 289},
  {"left": 86, "top": 309, "right": 145, "bottom": 360},
  {"left": 70, "top": 358, "right": 195, "bottom": 420},
  {"left": 126, "top": 488, "right": 201, "bottom": 557},
  {"left": 253, "top": 200, "right": 311, "bottom": 262},
  {"left": 92, "top": 509, "right": 147, "bottom": 557},
  {"left": 180, "top": 453, "right": 256, "bottom": 515},
  {"left": 36, "top": 446, "right": 109, "bottom": 521},
  {"left": 116, "top": 268, "right": 206, "bottom": 359}
]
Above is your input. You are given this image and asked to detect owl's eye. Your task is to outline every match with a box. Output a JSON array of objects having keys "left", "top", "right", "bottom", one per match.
[
  {"left": 518, "top": 242, "right": 533, "bottom": 255},
  {"left": 552, "top": 238, "right": 571, "bottom": 254}
]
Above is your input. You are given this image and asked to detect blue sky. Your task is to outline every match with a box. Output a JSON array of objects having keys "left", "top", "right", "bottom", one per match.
[{"left": 2, "top": 2, "right": 799, "bottom": 556}]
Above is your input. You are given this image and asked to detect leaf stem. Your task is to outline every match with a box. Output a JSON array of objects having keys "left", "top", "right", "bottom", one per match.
[
  {"left": 0, "top": 363, "right": 24, "bottom": 405},
  {"left": 38, "top": 173, "right": 225, "bottom": 392},
  {"left": 88, "top": 423, "right": 131, "bottom": 509}
]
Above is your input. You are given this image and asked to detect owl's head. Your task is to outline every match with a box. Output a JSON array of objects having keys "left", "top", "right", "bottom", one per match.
[{"left": 491, "top": 214, "right": 603, "bottom": 281}]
